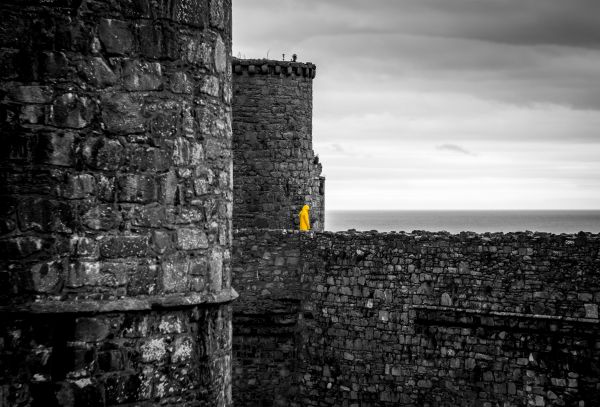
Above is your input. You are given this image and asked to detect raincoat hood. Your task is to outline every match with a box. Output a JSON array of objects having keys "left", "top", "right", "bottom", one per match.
[{"left": 299, "top": 204, "right": 311, "bottom": 231}]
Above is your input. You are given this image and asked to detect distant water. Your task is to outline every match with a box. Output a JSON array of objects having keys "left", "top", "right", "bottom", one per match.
[{"left": 325, "top": 210, "right": 600, "bottom": 234}]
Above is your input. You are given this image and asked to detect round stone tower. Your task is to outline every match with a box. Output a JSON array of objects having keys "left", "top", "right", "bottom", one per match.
[
  {"left": 0, "top": 0, "right": 235, "bottom": 405},
  {"left": 232, "top": 58, "right": 325, "bottom": 231}
]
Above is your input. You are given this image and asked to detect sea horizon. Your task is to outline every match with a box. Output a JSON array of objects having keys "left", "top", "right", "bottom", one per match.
[{"left": 325, "top": 209, "right": 600, "bottom": 234}]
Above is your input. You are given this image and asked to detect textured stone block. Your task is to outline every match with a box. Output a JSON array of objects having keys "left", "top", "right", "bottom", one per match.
[
  {"left": 0, "top": 236, "right": 44, "bottom": 258},
  {"left": 182, "top": 35, "right": 212, "bottom": 66},
  {"left": 70, "top": 236, "right": 99, "bottom": 259},
  {"left": 171, "top": 335, "right": 194, "bottom": 363},
  {"left": 18, "top": 198, "right": 74, "bottom": 233},
  {"left": 77, "top": 57, "right": 118, "bottom": 88},
  {"left": 60, "top": 174, "right": 96, "bottom": 199},
  {"left": 157, "top": 170, "right": 178, "bottom": 205},
  {"left": 68, "top": 261, "right": 108, "bottom": 287},
  {"left": 199, "top": 75, "right": 219, "bottom": 97},
  {"left": 151, "top": 230, "right": 172, "bottom": 254},
  {"left": 190, "top": 257, "right": 208, "bottom": 277},
  {"left": 161, "top": 256, "right": 189, "bottom": 293},
  {"left": 31, "top": 260, "right": 64, "bottom": 293},
  {"left": 126, "top": 262, "right": 158, "bottom": 295},
  {"left": 140, "top": 338, "right": 167, "bottom": 363},
  {"left": 122, "top": 60, "right": 162, "bottom": 91},
  {"left": 82, "top": 137, "right": 123, "bottom": 171},
  {"left": 101, "top": 93, "right": 144, "bottom": 134},
  {"left": 585, "top": 304, "right": 598, "bottom": 319},
  {"left": 125, "top": 144, "right": 171, "bottom": 172},
  {"left": 209, "top": 247, "right": 223, "bottom": 291},
  {"left": 98, "top": 19, "right": 134, "bottom": 55},
  {"left": 11, "top": 85, "right": 53, "bottom": 104},
  {"left": 99, "top": 235, "right": 148, "bottom": 258},
  {"left": 176, "top": 228, "right": 208, "bottom": 250},
  {"left": 99, "top": 262, "right": 131, "bottom": 287},
  {"left": 19, "top": 104, "right": 45, "bottom": 124},
  {"left": 74, "top": 318, "right": 109, "bottom": 342},
  {"left": 103, "top": 373, "right": 140, "bottom": 405},
  {"left": 137, "top": 22, "right": 164, "bottom": 59},
  {"left": 172, "top": 0, "right": 208, "bottom": 27},
  {"left": 117, "top": 174, "right": 157, "bottom": 203},
  {"left": 83, "top": 205, "right": 123, "bottom": 230},
  {"left": 210, "top": 0, "right": 226, "bottom": 29},
  {"left": 170, "top": 71, "right": 194, "bottom": 94},
  {"left": 98, "top": 350, "right": 125, "bottom": 372},
  {"left": 37, "top": 132, "right": 75, "bottom": 167},
  {"left": 130, "top": 205, "right": 167, "bottom": 228},
  {"left": 214, "top": 35, "right": 227, "bottom": 73},
  {"left": 49, "top": 93, "right": 94, "bottom": 128}
]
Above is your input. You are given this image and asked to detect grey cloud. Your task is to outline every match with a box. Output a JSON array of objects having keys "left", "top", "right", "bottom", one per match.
[
  {"left": 436, "top": 144, "right": 476, "bottom": 156},
  {"left": 331, "top": 143, "right": 344, "bottom": 153},
  {"left": 233, "top": 1, "right": 600, "bottom": 209},
  {"left": 235, "top": 1, "right": 600, "bottom": 109},
  {"left": 235, "top": 0, "right": 600, "bottom": 49},
  {"left": 308, "top": 35, "right": 600, "bottom": 110}
]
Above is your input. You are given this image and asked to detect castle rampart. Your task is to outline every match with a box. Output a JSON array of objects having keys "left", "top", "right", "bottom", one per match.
[
  {"left": 232, "top": 58, "right": 325, "bottom": 232},
  {"left": 232, "top": 229, "right": 600, "bottom": 406},
  {"left": 0, "top": 0, "right": 235, "bottom": 405},
  {"left": 1, "top": 2, "right": 598, "bottom": 406}
]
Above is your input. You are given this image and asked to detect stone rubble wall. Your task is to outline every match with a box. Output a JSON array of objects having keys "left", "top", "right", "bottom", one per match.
[
  {"left": 1, "top": 306, "right": 232, "bottom": 406},
  {"left": 232, "top": 59, "right": 325, "bottom": 232},
  {"left": 0, "top": 0, "right": 235, "bottom": 405},
  {"left": 232, "top": 229, "right": 600, "bottom": 407},
  {"left": 232, "top": 230, "right": 307, "bottom": 407}
]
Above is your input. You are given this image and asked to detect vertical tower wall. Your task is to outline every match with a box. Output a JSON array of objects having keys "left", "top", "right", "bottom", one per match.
[
  {"left": 0, "top": 0, "right": 235, "bottom": 405},
  {"left": 232, "top": 59, "right": 325, "bottom": 231}
]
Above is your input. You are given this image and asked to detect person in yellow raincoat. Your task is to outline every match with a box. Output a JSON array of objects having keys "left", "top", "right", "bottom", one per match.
[{"left": 299, "top": 205, "right": 310, "bottom": 231}]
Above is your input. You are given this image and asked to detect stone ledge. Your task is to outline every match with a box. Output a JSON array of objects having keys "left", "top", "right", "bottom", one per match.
[
  {"left": 0, "top": 287, "right": 239, "bottom": 314},
  {"left": 232, "top": 58, "right": 316, "bottom": 78},
  {"left": 413, "top": 304, "right": 599, "bottom": 324},
  {"left": 234, "top": 228, "right": 600, "bottom": 241}
]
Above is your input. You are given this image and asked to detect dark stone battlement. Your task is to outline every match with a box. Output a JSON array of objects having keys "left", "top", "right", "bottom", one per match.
[
  {"left": 232, "top": 58, "right": 324, "bottom": 232},
  {"left": 232, "top": 58, "right": 316, "bottom": 78}
]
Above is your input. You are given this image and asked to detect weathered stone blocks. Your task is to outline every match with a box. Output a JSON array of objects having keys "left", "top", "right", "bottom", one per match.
[
  {"left": 232, "top": 58, "right": 324, "bottom": 231},
  {"left": 232, "top": 229, "right": 600, "bottom": 406},
  {"left": 1, "top": 307, "right": 233, "bottom": 406},
  {"left": 98, "top": 19, "right": 134, "bottom": 55},
  {"left": 100, "top": 93, "right": 144, "bottom": 134},
  {"left": 1, "top": 0, "right": 235, "bottom": 405}
]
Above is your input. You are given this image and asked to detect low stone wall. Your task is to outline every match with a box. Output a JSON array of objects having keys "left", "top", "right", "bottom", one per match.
[{"left": 232, "top": 229, "right": 600, "bottom": 406}]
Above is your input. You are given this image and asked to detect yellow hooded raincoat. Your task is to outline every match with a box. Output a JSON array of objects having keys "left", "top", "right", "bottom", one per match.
[{"left": 299, "top": 205, "right": 310, "bottom": 231}]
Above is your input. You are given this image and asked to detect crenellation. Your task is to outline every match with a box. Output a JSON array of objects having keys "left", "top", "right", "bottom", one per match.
[{"left": 232, "top": 58, "right": 316, "bottom": 78}]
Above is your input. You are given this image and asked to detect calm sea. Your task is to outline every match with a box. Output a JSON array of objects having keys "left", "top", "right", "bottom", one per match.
[{"left": 325, "top": 210, "right": 600, "bottom": 234}]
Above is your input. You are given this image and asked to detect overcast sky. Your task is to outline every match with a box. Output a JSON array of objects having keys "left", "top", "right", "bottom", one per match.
[{"left": 233, "top": 0, "right": 600, "bottom": 210}]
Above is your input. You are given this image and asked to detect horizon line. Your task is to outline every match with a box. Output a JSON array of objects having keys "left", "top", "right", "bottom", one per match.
[{"left": 325, "top": 208, "right": 600, "bottom": 211}]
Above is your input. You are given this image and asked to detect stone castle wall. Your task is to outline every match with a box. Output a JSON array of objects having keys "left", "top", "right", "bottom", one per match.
[
  {"left": 232, "top": 229, "right": 600, "bottom": 406},
  {"left": 0, "top": 0, "right": 235, "bottom": 405},
  {"left": 232, "top": 59, "right": 325, "bottom": 232}
]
